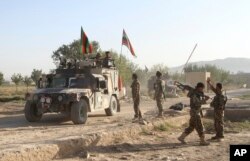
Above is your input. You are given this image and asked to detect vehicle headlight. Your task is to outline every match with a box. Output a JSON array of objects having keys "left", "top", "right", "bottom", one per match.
[
  {"left": 40, "top": 97, "right": 45, "bottom": 103},
  {"left": 33, "top": 95, "right": 38, "bottom": 101},
  {"left": 46, "top": 97, "right": 52, "bottom": 104},
  {"left": 58, "top": 95, "right": 63, "bottom": 102}
]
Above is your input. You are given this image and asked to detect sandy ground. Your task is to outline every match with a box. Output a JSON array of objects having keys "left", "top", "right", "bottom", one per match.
[
  {"left": 0, "top": 98, "right": 189, "bottom": 151},
  {"left": 0, "top": 96, "right": 250, "bottom": 161}
]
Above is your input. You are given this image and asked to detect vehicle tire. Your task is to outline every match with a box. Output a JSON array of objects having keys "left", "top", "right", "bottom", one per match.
[
  {"left": 105, "top": 96, "right": 118, "bottom": 116},
  {"left": 24, "top": 101, "right": 42, "bottom": 122},
  {"left": 71, "top": 99, "right": 88, "bottom": 124}
]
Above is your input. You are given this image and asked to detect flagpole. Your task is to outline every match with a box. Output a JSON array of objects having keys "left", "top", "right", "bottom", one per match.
[
  {"left": 181, "top": 43, "right": 198, "bottom": 74},
  {"left": 120, "top": 40, "right": 123, "bottom": 63}
]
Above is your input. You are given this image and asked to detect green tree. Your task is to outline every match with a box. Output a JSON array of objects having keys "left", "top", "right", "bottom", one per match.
[
  {"left": 31, "top": 69, "right": 42, "bottom": 85},
  {"left": 23, "top": 76, "right": 33, "bottom": 92},
  {"left": 11, "top": 73, "right": 23, "bottom": 92},
  {"left": 0, "top": 72, "right": 4, "bottom": 86},
  {"left": 149, "top": 63, "right": 169, "bottom": 76},
  {"left": 171, "top": 72, "right": 184, "bottom": 81},
  {"left": 107, "top": 50, "right": 137, "bottom": 86},
  {"left": 51, "top": 39, "right": 134, "bottom": 86},
  {"left": 91, "top": 41, "right": 100, "bottom": 53},
  {"left": 220, "top": 70, "right": 230, "bottom": 84},
  {"left": 52, "top": 40, "right": 100, "bottom": 64}
]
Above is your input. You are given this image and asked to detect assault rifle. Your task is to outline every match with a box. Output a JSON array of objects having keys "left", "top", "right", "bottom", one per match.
[{"left": 174, "top": 81, "right": 210, "bottom": 117}]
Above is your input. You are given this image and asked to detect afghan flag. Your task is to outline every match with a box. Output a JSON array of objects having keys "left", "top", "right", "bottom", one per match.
[
  {"left": 122, "top": 29, "right": 136, "bottom": 57},
  {"left": 80, "top": 27, "right": 92, "bottom": 54}
]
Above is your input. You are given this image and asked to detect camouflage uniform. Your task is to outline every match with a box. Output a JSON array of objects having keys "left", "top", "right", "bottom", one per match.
[
  {"left": 131, "top": 79, "right": 142, "bottom": 118},
  {"left": 184, "top": 90, "right": 206, "bottom": 138},
  {"left": 154, "top": 78, "right": 165, "bottom": 116},
  {"left": 211, "top": 91, "right": 225, "bottom": 138},
  {"left": 95, "top": 53, "right": 102, "bottom": 67}
]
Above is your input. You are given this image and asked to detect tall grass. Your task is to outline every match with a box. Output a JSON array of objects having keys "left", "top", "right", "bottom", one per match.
[
  {"left": 0, "top": 85, "right": 35, "bottom": 102},
  {"left": 0, "top": 85, "right": 35, "bottom": 96}
]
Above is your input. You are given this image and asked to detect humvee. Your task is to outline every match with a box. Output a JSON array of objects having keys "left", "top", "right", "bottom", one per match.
[{"left": 24, "top": 59, "right": 121, "bottom": 124}]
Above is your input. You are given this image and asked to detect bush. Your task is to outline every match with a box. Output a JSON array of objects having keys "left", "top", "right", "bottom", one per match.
[
  {"left": 154, "top": 122, "right": 176, "bottom": 131},
  {"left": 0, "top": 96, "right": 24, "bottom": 102}
]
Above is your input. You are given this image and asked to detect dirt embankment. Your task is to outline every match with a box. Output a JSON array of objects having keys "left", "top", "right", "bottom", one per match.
[{"left": 0, "top": 114, "right": 189, "bottom": 161}]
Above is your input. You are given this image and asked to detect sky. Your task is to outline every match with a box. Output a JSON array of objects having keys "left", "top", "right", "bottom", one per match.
[{"left": 1, "top": 0, "right": 250, "bottom": 80}]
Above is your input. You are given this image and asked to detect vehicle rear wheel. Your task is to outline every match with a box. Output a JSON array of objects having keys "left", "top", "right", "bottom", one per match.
[
  {"left": 71, "top": 99, "right": 88, "bottom": 124},
  {"left": 24, "top": 101, "right": 42, "bottom": 122},
  {"left": 105, "top": 96, "right": 117, "bottom": 116}
]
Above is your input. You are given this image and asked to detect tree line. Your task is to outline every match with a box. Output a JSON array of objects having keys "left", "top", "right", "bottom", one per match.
[
  {"left": 0, "top": 69, "right": 43, "bottom": 92},
  {"left": 184, "top": 64, "right": 230, "bottom": 84},
  {"left": 51, "top": 39, "right": 173, "bottom": 87},
  {"left": 51, "top": 39, "right": 234, "bottom": 88},
  {"left": 0, "top": 39, "right": 240, "bottom": 93}
]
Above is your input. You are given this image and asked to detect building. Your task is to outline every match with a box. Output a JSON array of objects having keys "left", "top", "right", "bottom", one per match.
[{"left": 185, "top": 72, "right": 211, "bottom": 91}]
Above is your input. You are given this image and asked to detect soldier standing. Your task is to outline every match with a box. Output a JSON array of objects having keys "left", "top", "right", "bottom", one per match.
[
  {"left": 154, "top": 71, "right": 165, "bottom": 117},
  {"left": 178, "top": 82, "right": 210, "bottom": 146},
  {"left": 207, "top": 78, "right": 225, "bottom": 141},
  {"left": 95, "top": 53, "right": 102, "bottom": 67},
  {"left": 131, "top": 73, "right": 142, "bottom": 121},
  {"left": 102, "top": 51, "right": 112, "bottom": 68}
]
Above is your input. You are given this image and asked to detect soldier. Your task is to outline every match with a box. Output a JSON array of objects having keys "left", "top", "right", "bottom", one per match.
[
  {"left": 95, "top": 53, "right": 102, "bottom": 67},
  {"left": 59, "top": 57, "right": 66, "bottom": 69},
  {"left": 102, "top": 51, "right": 113, "bottom": 68},
  {"left": 37, "top": 78, "right": 43, "bottom": 89},
  {"left": 131, "top": 73, "right": 142, "bottom": 121},
  {"left": 154, "top": 71, "right": 165, "bottom": 117},
  {"left": 178, "top": 82, "right": 210, "bottom": 146},
  {"left": 207, "top": 78, "right": 225, "bottom": 141}
]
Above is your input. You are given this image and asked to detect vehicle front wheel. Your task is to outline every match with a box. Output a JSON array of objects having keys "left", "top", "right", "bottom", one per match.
[
  {"left": 105, "top": 96, "right": 118, "bottom": 116},
  {"left": 71, "top": 99, "right": 88, "bottom": 124},
  {"left": 24, "top": 101, "right": 42, "bottom": 122}
]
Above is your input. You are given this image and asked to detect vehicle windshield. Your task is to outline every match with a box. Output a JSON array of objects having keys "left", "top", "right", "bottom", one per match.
[
  {"left": 69, "top": 77, "right": 92, "bottom": 89},
  {"left": 52, "top": 77, "right": 66, "bottom": 88}
]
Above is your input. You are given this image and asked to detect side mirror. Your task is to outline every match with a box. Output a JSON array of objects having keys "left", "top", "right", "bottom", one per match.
[{"left": 100, "top": 80, "right": 107, "bottom": 89}]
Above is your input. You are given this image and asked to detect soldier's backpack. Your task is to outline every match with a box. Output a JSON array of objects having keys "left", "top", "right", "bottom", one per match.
[{"left": 169, "top": 102, "right": 185, "bottom": 111}]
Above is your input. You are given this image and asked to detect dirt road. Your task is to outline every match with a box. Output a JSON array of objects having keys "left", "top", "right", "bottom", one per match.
[{"left": 0, "top": 98, "right": 188, "bottom": 152}]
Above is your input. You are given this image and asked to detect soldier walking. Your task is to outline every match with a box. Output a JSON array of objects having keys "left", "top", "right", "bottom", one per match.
[
  {"left": 178, "top": 82, "right": 210, "bottom": 146},
  {"left": 207, "top": 78, "right": 226, "bottom": 141},
  {"left": 154, "top": 71, "right": 165, "bottom": 117},
  {"left": 131, "top": 73, "right": 142, "bottom": 121}
]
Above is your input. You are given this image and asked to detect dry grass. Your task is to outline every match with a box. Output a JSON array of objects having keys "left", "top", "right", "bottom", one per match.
[
  {"left": 153, "top": 122, "right": 177, "bottom": 132},
  {"left": 239, "top": 93, "right": 250, "bottom": 100},
  {"left": 0, "top": 85, "right": 35, "bottom": 96},
  {"left": 0, "top": 85, "right": 35, "bottom": 102},
  {"left": 183, "top": 118, "right": 250, "bottom": 134}
]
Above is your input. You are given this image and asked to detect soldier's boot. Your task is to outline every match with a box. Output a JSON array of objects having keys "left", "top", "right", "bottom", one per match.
[
  {"left": 157, "top": 113, "right": 163, "bottom": 117},
  {"left": 200, "top": 136, "right": 210, "bottom": 146},
  {"left": 178, "top": 132, "right": 188, "bottom": 144},
  {"left": 157, "top": 110, "right": 163, "bottom": 117},
  {"left": 210, "top": 135, "right": 219, "bottom": 140},
  {"left": 217, "top": 135, "right": 225, "bottom": 142},
  {"left": 132, "top": 116, "right": 139, "bottom": 123}
]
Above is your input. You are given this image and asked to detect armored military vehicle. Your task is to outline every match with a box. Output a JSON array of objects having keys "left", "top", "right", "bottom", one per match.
[{"left": 24, "top": 58, "right": 121, "bottom": 124}]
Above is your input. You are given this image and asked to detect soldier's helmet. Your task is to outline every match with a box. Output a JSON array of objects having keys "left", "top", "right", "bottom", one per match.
[
  {"left": 132, "top": 73, "right": 138, "bottom": 79},
  {"left": 216, "top": 83, "right": 222, "bottom": 90},
  {"left": 156, "top": 71, "right": 162, "bottom": 77},
  {"left": 105, "top": 51, "right": 111, "bottom": 57}
]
